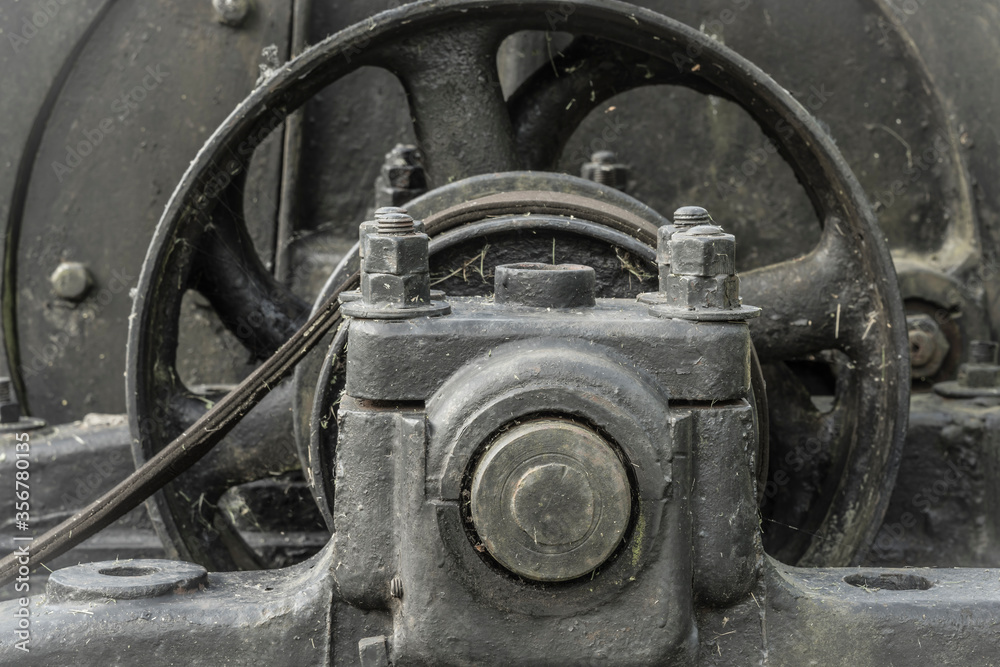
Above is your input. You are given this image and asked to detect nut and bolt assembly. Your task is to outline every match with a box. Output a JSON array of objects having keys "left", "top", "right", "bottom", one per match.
[
  {"left": 640, "top": 206, "right": 759, "bottom": 321},
  {"left": 342, "top": 208, "right": 449, "bottom": 319},
  {"left": 580, "top": 151, "right": 629, "bottom": 192}
]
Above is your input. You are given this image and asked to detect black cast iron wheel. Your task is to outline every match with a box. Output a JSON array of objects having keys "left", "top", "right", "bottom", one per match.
[{"left": 127, "top": 0, "right": 908, "bottom": 571}]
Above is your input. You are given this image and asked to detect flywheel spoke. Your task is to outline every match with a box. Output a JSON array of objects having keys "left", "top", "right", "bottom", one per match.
[
  {"left": 377, "top": 22, "right": 522, "bottom": 185},
  {"left": 192, "top": 171, "right": 309, "bottom": 360}
]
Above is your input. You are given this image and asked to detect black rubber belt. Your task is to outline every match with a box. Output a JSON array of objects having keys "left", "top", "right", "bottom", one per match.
[{"left": 0, "top": 273, "right": 358, "bottom": 587}]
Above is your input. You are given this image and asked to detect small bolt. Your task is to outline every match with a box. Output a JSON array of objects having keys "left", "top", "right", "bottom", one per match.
[
  {"left": 51, "top": 262, "right": 93, "bottom": 301},
  {"left": 0, "top": 377, "right": 20, "bottom": 424},
  {"left": 375, "top": 144, "right": 427, "bottom": 208},
  {"left": 968, "top": 340, "right": 999, "bottom": 365},
  {"left": 673, "top": 206, "right": 712, "bottom": 226},
  {"left": 212, "top": 0, "right": 251, "bottom": 27},
  {"left": 581, "top": 151, "right": 629, "bottom": 191},
  {"left": 390, "top": 576, "right": 403, "bottom": 599},
  {"left": 375, "top": 209, "right": 416, "bottom": 235}
]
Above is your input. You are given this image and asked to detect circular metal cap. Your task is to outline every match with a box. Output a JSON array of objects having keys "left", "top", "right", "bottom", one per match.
[{"left": 470, "top": 419, "right": 631, "bottom": 582}]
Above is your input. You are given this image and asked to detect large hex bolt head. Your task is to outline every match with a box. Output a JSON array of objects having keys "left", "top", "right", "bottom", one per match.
[
  {"left": 906, "top": 313, "right": 950, "bottom": 379},
  {"left": 364, "top": 234, "right": 429, "bottom": 275},
  {"left": 655, "top": 207, "right": 713, "bottom": 279},
  {"left": 669, "top": 225, "right": 736, "bottom": 277},
  {"left": 470, "top": 419, "right": 631, "bottom": 582}
]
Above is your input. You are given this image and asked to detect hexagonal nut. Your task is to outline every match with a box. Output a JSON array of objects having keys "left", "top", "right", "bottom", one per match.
[
  {"left": 958, "top": 363, "right": 1000, "bottom": 389},
  {"left": 661, "top": 274, "right": 740, "bottom": 310},
  {"left": 383, "top": 164, "right": 426, "bottom": 190},
  {"left": 907, "top": 313, "right": 950, "bottom": 378},
  {"left": 656, "top": 225, "right": 674, "bottom": 266},
  {"left": 669, "top": 228, "right": 736, "bottom": 277},
  {"left": 358, "top": 220, "right": 379, "bottom": 259},
  {"left": 361, "top": 271, "right": 431, "bottom": 307},
  {"left": 364, "top": 233, "right": 429, "bottom": 275}
]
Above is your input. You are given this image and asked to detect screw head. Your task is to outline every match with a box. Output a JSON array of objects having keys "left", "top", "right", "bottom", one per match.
[
  {"left": 212, "top": 0, "right": 251, "bottom": 26},
  {"left": 51, "top": 262, "right": 93, "bottom": 301}
]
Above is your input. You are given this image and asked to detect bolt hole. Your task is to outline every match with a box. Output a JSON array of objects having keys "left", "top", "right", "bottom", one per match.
[
  {"left": 98, "top": 566, "right": 159, "bottom": 577},
  {"left": 844, "top": 572, "right": 932, "bottom": 591}
]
